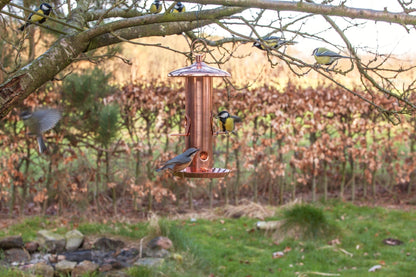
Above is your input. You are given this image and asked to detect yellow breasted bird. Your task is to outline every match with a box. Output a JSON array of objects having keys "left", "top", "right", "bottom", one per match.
[
  {"left": 150, "top": 0, "right": 162, "bottom": 14},
  {"left": 217, "top": 111, "right": 241, "bottom": 135},
  {"left": 253, "top": 36, "right": 296, "bottom": 51},
  {"left": 312, "top": 47, "right": 350, "bottom": 66},
  {"left": 156, "top": 148, "right": 199, "bottom": 172},
  {"left": 172, "top": 2, "right": 185, "bottom": 13},
  {"left": 19, "top": 3, "right": 52, "bottom": 31}
]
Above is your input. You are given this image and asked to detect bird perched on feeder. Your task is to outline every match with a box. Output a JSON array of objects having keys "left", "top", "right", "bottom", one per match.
[
  {"left": 312, "top": 47, "right": 350, "bottom": 66},
  {"left": 172, "top": 2, "right": 185, "bottom": 13},
  {"left": 20, "top": 108, "right": 61, "bottom": 154},
  {"left": 253, "top": 36, "right": 296, "bottom": 51},
  {"left": 156, "top": 147, "right": 199, "bottom": 172},
  {"left": 19, "top": 3, "right": 53, "bottom": 31},
  {"left": 150, "top": 0, "right": 162, "bottom": 14},
  {"left": 216, "top": 111, "right": 241, "bottom": 135}
]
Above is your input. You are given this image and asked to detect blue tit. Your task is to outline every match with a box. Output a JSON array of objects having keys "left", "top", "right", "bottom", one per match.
[
  {"left": 150, "top": 0, "right": 162, "bottom": 14},
  {"left": 253, "top": 36, "right": 296, "bottom": 51},
  {"left": 19, "top": 3, "right": 52, "bottom": 31},
  {"left": 312, "top": 47, "right": 350, "bottom": 66},
  {"left": 217, "top": 111, "right": 241, "bottom": 135},
  {"left": 20, "top": 108, "right": 61, "bottom": 154},
  {"left": 172, "top": 2, "right": 185, "bottom": 13},
  {"left": 156, "top": 147, "right": 199, "bottom": 172}
]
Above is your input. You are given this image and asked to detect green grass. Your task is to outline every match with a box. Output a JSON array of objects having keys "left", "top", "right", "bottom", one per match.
[{"left": 1, "top": 201, "right": 416, "bottom": 277}]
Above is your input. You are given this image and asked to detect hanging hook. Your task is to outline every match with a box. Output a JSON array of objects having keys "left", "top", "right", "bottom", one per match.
[{"left": 190, "top": 38, "right": 208, "bottom": 64}]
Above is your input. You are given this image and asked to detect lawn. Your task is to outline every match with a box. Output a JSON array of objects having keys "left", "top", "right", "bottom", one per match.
[{"left": 0, "top": 201, "right": 415, "bottom": 277}]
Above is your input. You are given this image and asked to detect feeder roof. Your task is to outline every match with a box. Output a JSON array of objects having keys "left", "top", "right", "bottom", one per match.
[{"left": 168, "top": 60, "right": 231, "bottom": 77}]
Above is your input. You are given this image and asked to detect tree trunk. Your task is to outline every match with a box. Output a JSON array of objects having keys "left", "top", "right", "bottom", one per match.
[
  {"left": 350, "top": 155, "right": 355, "bottom": 202},
  {"left": 95, "top": 150, "right": 102, "bottom": 215},
  {"left": 323, "top": 160, "right": 328, "bottom": 201},
  {"left": 312, "top": 159, "right": 316, "bottom": 202},
  {"left": 233, "top": 146, "right": 240, "bottom": 205},
  {"left": 224, "top": 136, "right": 230, "bottom": 205},
  {"left": 209, "top": 179, "right": 214, "bottom": 209},
  {"left": 340, "top": 159, "right": 346, "bottom": 200}
]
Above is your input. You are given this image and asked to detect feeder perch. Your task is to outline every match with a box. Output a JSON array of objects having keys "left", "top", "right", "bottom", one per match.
[{"left": 168, "top": 55, "right": 231, "bottom": 178}]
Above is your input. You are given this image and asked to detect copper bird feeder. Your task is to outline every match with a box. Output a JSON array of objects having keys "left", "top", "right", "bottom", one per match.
[{"left": 168, "top": 54, "right": 231, "bottom": 178}]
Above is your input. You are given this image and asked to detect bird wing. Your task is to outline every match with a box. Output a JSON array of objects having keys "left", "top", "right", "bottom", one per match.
[
  {"left": 161, "top": 154, "right": 191, "bottom": 169},
  {"left": 231, "top": 115, "right": 242, "bottom": 123},
  {"left": 316, "top": 49, "right": 349, "bottom": 58},
  {"left": 32, "top": 109, "right": 62, "bottom": 132}
]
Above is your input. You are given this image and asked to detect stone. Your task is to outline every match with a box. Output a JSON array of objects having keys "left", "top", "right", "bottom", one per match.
[
  {"left": 134, "top": 257, "right": 164, "bottom": 268},
  {"left": 37, "top": 230, "right": 66, "bottom": 253},
  {"left": 24, "top": 241, "right": 39, "bottom": 253},
  {"left": 63, "top": 249, "right": 94, "bottom": 263},
  {"left": 65, "top": 229, "right": 84, "bottom": 251},
  {"left": 33, "top": 262, "right": 54, "bottom": 277},
  {"left": 99, "top": 263, "right": 113, "bottom": 272},
  {"left": 93, "top": 237, "right": 125, "bottom": 252},
  {"left": 72, "top": 260, "right": 99, "bottom": 277},
  {"left": 4, "top": 248, "right": 30, "bottom": 263},
  {"left": 114, "top": 248, "right": 140, "bottom": 264},
  {"left": 103, "top": 270, "right": 131, "bottom": 277},
  {"left": 147, "top": 237, "right": 173, "bottom": 250},
  {"left": 144, "top": 248, "right": 170, "bottom": 258},
  {"left": 55, "top": 260, "right": 77, "bottom": 275},
  {"left": 0, "top": 235, "right": 23, "bottom": 250}
]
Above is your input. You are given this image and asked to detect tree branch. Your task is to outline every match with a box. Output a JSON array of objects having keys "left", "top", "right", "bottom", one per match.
[
  {"left": 0, "top": 6, "right": 245, "bottom": 119},
  {"left": 181, "top": 0, "right": 416, "bottom": 25}
]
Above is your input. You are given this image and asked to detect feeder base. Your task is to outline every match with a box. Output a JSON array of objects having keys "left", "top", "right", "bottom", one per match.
[{"left": 173, "top": 167, "right": 231, "bottom": 178}]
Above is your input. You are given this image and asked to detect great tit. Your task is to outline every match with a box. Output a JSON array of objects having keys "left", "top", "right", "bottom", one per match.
[
  {"left": 172, "top": 2, "right": 185, "bottom": 13},
  {"left": 217, "top": 111, "right": 241, "bottom": 135},
  {"left": 312, "top": 47, "right": 350, "bottom": 66},
  {"left": 156, "top": 147, "right": 199, "bottom": 172},
  {"left": 150, "top": 0, "right": 162, "bottom": 14},
  {"left": 253, "top": 36, "right": 296, "bottom": 51},
  {"left": 20, "top": 108, "right": 61, "bottom": 154},
  {"left": 19, "top": 3, "right": 52, "bottom": 31}
]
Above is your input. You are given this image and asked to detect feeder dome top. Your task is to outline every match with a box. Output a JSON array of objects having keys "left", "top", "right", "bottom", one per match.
[{"left": 168, "top": 56, "right": 231, "bottom": 77}]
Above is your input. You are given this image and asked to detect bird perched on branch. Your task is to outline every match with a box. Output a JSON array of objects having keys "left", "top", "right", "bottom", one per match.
[
  {"left": 20, "top": 108, "right": 61, "bottom": 154},
  {"left": 19, "top": 3, "right": 52, "bottom": 31},
  {"left": 312, "top": 47, "right": 350, "bottom": 66},
  {"left": 217, "top": 111, "right": 241, "bottom": 135},
  {"left": 253, "top": 36, "right": 296, "bottom": 51},
  {"left": 156, "top": 147, "right": 199, "bottom": 172},
  {"left": 150, "top": 0, "right": 162, "bottom": 14},
  {"left": 172, "top": 2, "right": 185, "bottom": 13}
]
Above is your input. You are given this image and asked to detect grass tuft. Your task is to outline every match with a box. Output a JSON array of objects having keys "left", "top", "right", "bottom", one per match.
[{"left": 281, "top": 204, "right": 339, "bottom": 239}]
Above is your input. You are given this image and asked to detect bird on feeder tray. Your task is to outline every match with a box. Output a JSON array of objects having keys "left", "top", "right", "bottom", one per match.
[
  {"left": 253, "top": 36, "right": 296, "bottom": 51},
  {"left": 216, "top": 111, "right": 241, "bottom": 135},
  {"left": 156, "top": 147, "right": 199, "bottom": 172},
  {"left": 150, "top": 0, "right": 162, "bottom": 14},
  {"left": 19, "top": 3, "right": 53, "bottom": 31},
  {"left": 312, "top": 47, "right": 350, "bottom": 66},
  {"left": 172, "top": 2, "right": 185, "bottom": 13}
]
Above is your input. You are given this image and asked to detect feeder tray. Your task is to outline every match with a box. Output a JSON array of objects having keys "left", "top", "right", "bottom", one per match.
[
  {"left": 168, "top": 48, "right": 231, "bottom": 179},
  {"left": 173, "top": 167, "right": 231, "bottom": 178}
]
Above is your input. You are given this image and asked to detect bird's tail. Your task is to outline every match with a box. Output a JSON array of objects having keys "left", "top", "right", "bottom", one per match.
[
  {"left": 231, "top": 115, "right": 242, "bottom": 123},
  {"left": 156, "top": 166, "right": 164, "bottom": 172},
  {"left": 37, "top": 136, "right": 48, "bottom": 154},
  {"left": 19, "top": 23, "right": 29, "bottom": 31}
]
